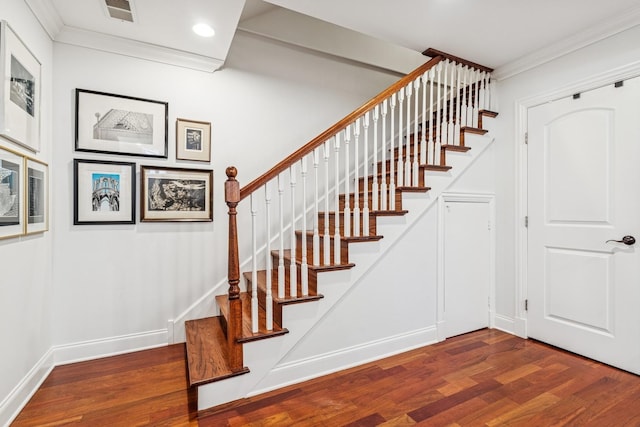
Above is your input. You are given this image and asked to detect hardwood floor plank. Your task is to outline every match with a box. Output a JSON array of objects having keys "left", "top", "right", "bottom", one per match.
[{"left": 12, "top": 329, "right": 640, "bottom": 426}]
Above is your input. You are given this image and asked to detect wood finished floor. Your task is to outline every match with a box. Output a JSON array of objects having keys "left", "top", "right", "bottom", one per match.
[{"left": 12, "top": 329, "right": 640, "bottom": 426}]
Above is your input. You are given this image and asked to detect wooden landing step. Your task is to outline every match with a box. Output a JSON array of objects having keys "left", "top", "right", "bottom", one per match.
[
  {"left": 185, "top": 316, "right": 249, "bottom": 387},
  {"left": 216, "top": 293, "right": 289, "bottom": 343}
]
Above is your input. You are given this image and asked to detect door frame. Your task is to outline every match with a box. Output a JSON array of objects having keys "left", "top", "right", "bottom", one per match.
[
  {"left": 515, "top": 62, "right": 640, "bottom": 339},
  {"left": 437, "top": 192, "right": 496, "bottom": 342}
]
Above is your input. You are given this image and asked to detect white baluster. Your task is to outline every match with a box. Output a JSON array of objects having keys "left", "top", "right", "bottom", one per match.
[
  {"left": 413, "top": 78, "right": 420, "bottom": 186},
  {"left": 289, "top": 164, "right": 297, "bottom": 297},
  {"left": 380, "top": 100, "right": 388, "bottom": 211},
  {"left": 435, "top": 62, "right": 443, "bottom": 165},
  {"left": 466, "top": 68, "right": 474, "bottom": 127},
  {"left": 277, "top": 174, "right": 285, "bottom": 299},
  {"left": 421, "top": 71, "right": 428, "bottom": 166},
  {"left": 353, "top": 118, "right": 361, "bottom": 237},
  {"left": 448, "top": 61, "right": 456, "bottom": 146},
  {"left": 440, "top": 60, "right": 449, "bottom": 150},
  {"left": 343, "top": 126, "right": 351, "bottom": 237},
  {"left": 323, "top": 140, "right": 331, "bottom": 264},
  {"left": 250, "top": 193, "right": 259, "bottom": 333},
  {"left": 487, "top": 73, "right": 493, "bottom": 111},
  {"left": 363, "top": 112, "right": 370, "bottom": 237},
  {"left": 473, "top": 69, "right": 480, "bottom": 128},
  {"left": 427, "top": 67, "right": 435, "bottom": 165},
  {"left": 479, "top": 71, "right": 487, "bottom": 113},
  {"left": 389, "top": 94, "right": 397, "bottom": 209},
  {"left": 404, "top": 83, "right": 412, "bottom": 187},
  {"left": 300, "top": 157, "right": 309, "bottom": 296},
  {"left": 264, "top": 182, "right": 273, "bottom": 330},
  {"left": 333, "top": 133, "right": 341, "bottom": 265},
  {"left": 455, "top": 63, "right": 463, "bottom": 146},
  {"left": 397, "top": 88, "right": 404, "bottom": 188},
  {"left": 312, "top": 149, "right": 320, "bottom": 265},
  {"left": 460, "top": 66, "right": 468, "bottom": 131},
  {"left": 372, "top": 105, "right": 379, "bottom": 211}
]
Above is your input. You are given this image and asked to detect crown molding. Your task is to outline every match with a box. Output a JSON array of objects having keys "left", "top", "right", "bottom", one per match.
[
  {"left": 55, "top": 26, "right": 224, "bottom": 72},
  {"left": 24, "top": 0, "right": 65, "bottom": 40},
  {"left": 493, "top": 6, "right": 640, "bottom": 81}
]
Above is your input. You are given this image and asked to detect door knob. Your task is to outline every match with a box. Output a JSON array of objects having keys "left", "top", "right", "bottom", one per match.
[{"left": 606, "top": 235, "right": 636, "bottom": 245}]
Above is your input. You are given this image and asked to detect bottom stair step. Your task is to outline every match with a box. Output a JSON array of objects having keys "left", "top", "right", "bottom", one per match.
[
  {"left": 217, "top": 293, "right": 289, "bottom": 343},
  {"left": 185, "top": 316, "right": 249, "bottom": 387}
]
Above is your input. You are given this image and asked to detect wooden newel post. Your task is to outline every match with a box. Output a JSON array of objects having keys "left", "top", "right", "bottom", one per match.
[
  {"left": 225, "top": 166, "right": 241, "bottom": 299},
  {"left": 225, "top": 166, "right": 244, "bottom": 371}
]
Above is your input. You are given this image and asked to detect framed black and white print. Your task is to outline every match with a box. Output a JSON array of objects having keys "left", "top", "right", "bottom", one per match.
[
  {"left": 0, "top": 145, "right": 24, "bottom": 239},
  {"left": 140, "top": 165, "right": 212, "bottom": 222},
  {"left": 75, "top": 89, "right": 168, "bottom": 158},
  {"left": 74, "top": 159, "right": 136, "bottom": 225},
  {"left": 176, "top": 118, "right": 211, "bottom": 162},
  {"left": 0, "top": 21, "right": 41, "bottom": 152},
  {"left": 25, "top": 156, "right": 48, "bottom": 234}
]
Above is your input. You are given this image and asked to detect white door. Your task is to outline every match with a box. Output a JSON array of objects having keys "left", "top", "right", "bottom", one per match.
[
  {"left": 527, "top": 76, "right": 640, "bottom": 374},
  {"left": 443, "top": 199, "right": 491, "bottom": 338}
]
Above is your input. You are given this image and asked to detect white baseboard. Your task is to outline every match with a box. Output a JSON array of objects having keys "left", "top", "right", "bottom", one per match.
[
  {"left": 493, "top": 314, "right": 528, "bottom": 338},
  {"left": 53, "top": 329, "right": 169, "bottom": 366},
  {"left": 0, "top": 348, "right": 54, "bottom": 427},
  {"left": 250, "top": 326, "right": 438, "bottom": 397}
]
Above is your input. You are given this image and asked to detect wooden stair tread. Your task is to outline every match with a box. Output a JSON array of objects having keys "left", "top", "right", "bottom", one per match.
[
  {"left": 480, "top": 109, "right": 498, "bottom": 118},
  {"left": 185, "top": 316, "right": 249, "bottom": 387},
  {"left": 273, "top": 249, "right": 356, "bottom": 271},
  {"left": 296, "top": 229, "right": 384, "bottom": 242},
  {"left": 324, "top": 210, "right": 407, "bottom": 218},
  {"left": 423, "top": 164, "right": 452, "bottom": 171},
  {"left": 441, "top": 144, "right": 471, "bottom": 152},
  {"left": 461, "top": 126, "right": 488, "bottom": 135},
  {"left": 396, "top": 186, "right": 430, "bottom": 193},
  {"left": 216, "top": 294, "right": 289, "bottom": 343},
  {"left": 243, "top": 270, "right": 324, "bottom": 305}
]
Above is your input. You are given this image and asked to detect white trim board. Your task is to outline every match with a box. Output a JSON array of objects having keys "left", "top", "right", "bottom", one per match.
[{"left": 494, "top": 7, "right": 640, "bottom": 80}]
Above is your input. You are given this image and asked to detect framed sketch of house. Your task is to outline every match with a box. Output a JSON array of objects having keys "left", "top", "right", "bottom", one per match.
[
  {"left": 75, "top": 89, "right": 168, "bottom": 158},
  {"left": 73, "top": 158, "right": 136, "bottom": 225},
  {"left": 0, "top": 144, "right": 24, "bottom": 239},
  {"left": 0, "top": 20, "right": 41, "bottom": 152},
  {"left": 140, "top": 165, "right": 212, "bottom": 222},
  {"left": 25, "top": 156, "right": 48, "bottom": 234}
]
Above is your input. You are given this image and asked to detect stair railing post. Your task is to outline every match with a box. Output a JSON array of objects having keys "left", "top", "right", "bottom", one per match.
[{"left": 225, "top": 166, "right": 244, "bottom": 371}]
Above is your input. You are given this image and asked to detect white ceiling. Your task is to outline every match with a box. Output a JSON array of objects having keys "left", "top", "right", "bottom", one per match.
[{"left": 26, "top": 0, "right": 640, "bottom": 76}]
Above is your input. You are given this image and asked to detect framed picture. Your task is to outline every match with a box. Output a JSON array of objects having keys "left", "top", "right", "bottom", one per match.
[
  {"left": 74, "top": 158, "right": 136, "bottom": 225},
  {"left": 25, "top": 156, "right": 48, "bottom": 234},
  {"left": 140, "top": 165, "right": 212, "bottom": 222},
  {"left": 0, "top": 21, "right": 41, "bottom": 152},
  {"left": 176, "top": 118, "right": 211, "bottom": 162},
  {"left": 0, "top": 145, "right": 24, "bottom": 239},
  {"left": 75, "top": 89, "right": 168, "bottom": 158}
]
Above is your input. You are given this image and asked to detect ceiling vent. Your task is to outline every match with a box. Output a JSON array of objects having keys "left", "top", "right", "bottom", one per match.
[{"left": 104, "top": 0, "right": 135, "bottom": 23}]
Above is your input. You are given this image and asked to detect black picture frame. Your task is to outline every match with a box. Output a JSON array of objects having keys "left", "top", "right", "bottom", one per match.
[
  {"left": 73, "top": 158, "right": 136, "bottom": 225},
  {"left": 75, "top": 89, "right": 168, "bottom": 158}
]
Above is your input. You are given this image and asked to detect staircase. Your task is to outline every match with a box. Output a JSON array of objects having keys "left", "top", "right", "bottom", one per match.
[{"left": 185, "top": 50, "right": 498, "bottom": 411}]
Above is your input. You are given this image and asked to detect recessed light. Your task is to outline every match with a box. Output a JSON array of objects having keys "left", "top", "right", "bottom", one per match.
[{"left": 193, "top": 23, "right": 215, "bottom": 37}]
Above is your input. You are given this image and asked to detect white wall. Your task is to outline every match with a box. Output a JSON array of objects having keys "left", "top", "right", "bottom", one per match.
[
  {"left": 50, "top": 31, "right": 399, "bottom": 355},
  {"left": 493, "top": 25, "right": 640, "bottom": 332},
  {"left": 0, "top": 1, "right": 54, "bottom": 425}
]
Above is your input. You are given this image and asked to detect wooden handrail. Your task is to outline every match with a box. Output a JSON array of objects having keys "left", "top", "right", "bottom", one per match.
[
  {"left": 239, "top": 55, "right": 444, "bottom": 201},
  {"left": 422, "top": 48, "right": 493, "bottom": 73}
]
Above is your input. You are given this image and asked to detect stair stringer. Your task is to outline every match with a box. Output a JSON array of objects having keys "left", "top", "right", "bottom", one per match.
[{"left": 196, "top": 133, "right": 495, "bottom": 411}]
